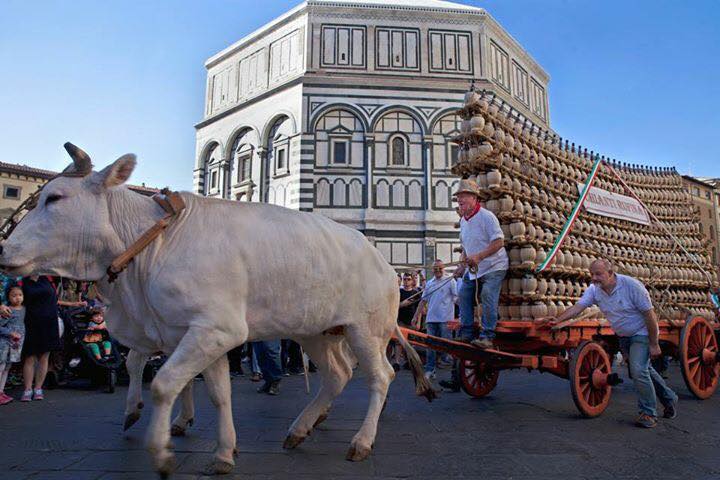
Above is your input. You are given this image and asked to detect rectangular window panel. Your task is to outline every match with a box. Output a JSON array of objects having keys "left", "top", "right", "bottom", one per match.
[
  {"left": 391, "top": 30, "right": 403, "bottom": 67},
  {"left": 512, "top": 61, "right": 529, "bottom": 105},
  {"left": 332, "top": 140, "right": 348, "bottom": 164},
  {"left": 377, "top": 30, "right": 390, "bottom": 67},
  {"left": 351, "top": 28, "right": 365, "bottom": 66},
  {"left": 457, "top": 34, "right": 470, "bottom": 72},
  {"left": 450, "top": 144, "right": 459, "bottom": 166},
  {"left": 428, "top": 30, "right": 472, "bottom": 74},
  {"left": 276, "top": 149, "right": 286, "bottom": 170},
  {"left": 322, "top": 27, "right": 336, "bottom": 65},
  {"left": 4, "top": 186, "right": 20, "bottom": 199},
  {"left": 430, "top": 32, "right": 443, "bottom": 70},
  {"left": 405, "top": 31, "right": 417, "bottom": 68},
  {"left": 337, "top": 28, "right": 350, "bottom": 65},
  {"left": 444, "top": 34, "right": 457, "bottom": 70},
  {"left": 375, "top": 27, "right": 419, "bottom": 71},
  {"left": 530, "top": 77, "right": 546, "bottom": 120},
  {"left": 489, "top": 40, "right": 510, "bottom": 91}
]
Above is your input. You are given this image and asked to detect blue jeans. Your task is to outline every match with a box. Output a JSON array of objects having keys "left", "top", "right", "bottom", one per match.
[
  {"left": 619, "top": 335, "right": 678, "bottom": 417},
  {"left": 424, "top": 322, "right": 448, "bottom": 372},
  {"left": 251, "top": 340, "right": 282, "bottom": 383},
  {"left": 458, "top": 270, "right": 506, "bottom": 340}
]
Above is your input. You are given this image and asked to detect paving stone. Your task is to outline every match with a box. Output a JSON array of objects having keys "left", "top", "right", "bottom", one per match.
[
  {"left": 14, "top": 452, "right": 88, "bottom": 471},
  {"left": 0, "top": 366, "right": 718, "bottom": 479}
]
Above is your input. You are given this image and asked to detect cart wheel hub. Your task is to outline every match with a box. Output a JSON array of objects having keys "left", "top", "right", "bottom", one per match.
[
  {"left": 702, "top": 348, "right": 717, "bottom": 366},
  {"left": 591, "top": 369, "right": 609, "bottom": 389}
]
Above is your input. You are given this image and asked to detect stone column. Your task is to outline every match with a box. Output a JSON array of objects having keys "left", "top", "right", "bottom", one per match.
[
  {"left": 422, "top": 137, "right": 433, "bottom": 211},
  {"left": 220, "top": 157, "right": 232, "bottom": 199},
  {"left": 365, "top": 136, "right": 375, "bottom": 210},
  {"left": 256, "top": 147, "right": 268, "bottom": 203}
]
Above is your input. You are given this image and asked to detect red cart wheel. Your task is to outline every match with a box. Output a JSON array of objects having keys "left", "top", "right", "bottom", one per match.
[
  {"left": 569, "top": 341, "right": 613, "bottom": 417},
  {"left": 459, "top": 360, "right": 499, "bottom": 398},
  {"left": 680, "top": 316, "right": 719, "bottom": 399}
]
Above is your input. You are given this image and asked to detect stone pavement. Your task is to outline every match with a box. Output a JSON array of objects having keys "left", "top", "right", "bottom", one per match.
[{"left": 1, "top": 363, "right": 719, "bottom": 480}]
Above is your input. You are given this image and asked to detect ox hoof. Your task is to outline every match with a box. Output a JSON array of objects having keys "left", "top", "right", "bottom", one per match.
[
  {"left": 313, "top": 412, "right": 329, "bottom": 428},
  {"left": 170, "top": 418, "right": 194, "bottom": 437},
  {"left": 203, "top": 460, "right": 235, "bottom": 475},
  {"left": 283, "top": 433, "right": 307, "bottom": 450},
  {"left": 156, "top": 454, "right": 177, "bottom": 479},
  {"left": 345, "top": 443, "right": 372, "bottom": 462},
  {"left": 123, "top": 412, "right": 141, "bottom": 431}
]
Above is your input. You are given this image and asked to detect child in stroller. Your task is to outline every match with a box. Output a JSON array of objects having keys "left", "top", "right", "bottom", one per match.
[{"left": 82, "top": 308, "right": 112, "bottom": 362}]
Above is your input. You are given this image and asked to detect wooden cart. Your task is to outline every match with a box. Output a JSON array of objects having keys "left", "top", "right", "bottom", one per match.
[{"left": 397, "top": 315, "right": 720, "bottom": 417}]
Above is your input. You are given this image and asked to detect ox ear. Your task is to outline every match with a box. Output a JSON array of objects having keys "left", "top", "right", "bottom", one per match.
[{"left": 92, "top": 154, "right": 137, "bottom": 189}]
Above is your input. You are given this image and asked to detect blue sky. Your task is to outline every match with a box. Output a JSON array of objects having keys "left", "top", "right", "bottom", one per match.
[{"left": 1, "top": 0, "right": 718, "bottom": 190}]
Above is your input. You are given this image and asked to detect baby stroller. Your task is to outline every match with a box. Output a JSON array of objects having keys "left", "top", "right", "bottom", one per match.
[{"left": 61, "top": 306, "right": 124, "bottom": 393}]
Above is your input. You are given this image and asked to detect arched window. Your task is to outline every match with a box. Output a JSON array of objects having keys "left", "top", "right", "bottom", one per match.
[
  {"left": 203, "top": 143, "right": 222, "bottom": 196},
  {"left": 315, "top": 178, "right": 331, "bottom": 207},
  {"left": 391, "top": 136, "right": 406, "bottom": 166},
  {"left": 267, "top": 116, "right": 290, "bottom": 177}
]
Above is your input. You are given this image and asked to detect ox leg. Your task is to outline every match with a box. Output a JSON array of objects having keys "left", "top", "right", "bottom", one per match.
[
  {"left": 123, "top": 349, "right": 147, "bottom": 431},
  {"left": 201, "top": 355, "right": 236, "bottom": 475},
  {"left": 145, "top": 327, "right": 237, "bottom": 478},
  {"left": 283, "top": 338, "right": 353, "bottom": 449},
  {"left": 344, "top": 327, "right": 393, "bottom": 462},
  {"left": 170, "top": 381, "right": 195, "bottom": 437}
]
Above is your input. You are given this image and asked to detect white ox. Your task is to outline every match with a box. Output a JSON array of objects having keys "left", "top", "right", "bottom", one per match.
[{"left": 0, "top": 146, "right": 434, "bottom": 477}]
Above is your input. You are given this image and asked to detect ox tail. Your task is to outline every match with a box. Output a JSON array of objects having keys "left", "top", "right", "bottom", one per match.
[{"left": 393, "top": 325, "right": 437, "bottom": 402}]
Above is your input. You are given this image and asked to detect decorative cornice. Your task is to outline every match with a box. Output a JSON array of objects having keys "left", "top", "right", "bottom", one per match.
[{"left": 307, "top": 1, "right": 485, "bottom": 17}]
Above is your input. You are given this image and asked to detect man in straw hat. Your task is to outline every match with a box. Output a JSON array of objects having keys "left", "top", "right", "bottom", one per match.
[{"left": 454, "top": 179, "right": 508, "bottom": 349}]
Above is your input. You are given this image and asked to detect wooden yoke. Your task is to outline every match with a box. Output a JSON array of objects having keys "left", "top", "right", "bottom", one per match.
[{"left": 106, "top": 189, "right": 185, "bottom": 283}]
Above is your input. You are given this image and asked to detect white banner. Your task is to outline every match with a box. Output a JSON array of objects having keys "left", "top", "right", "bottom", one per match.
[{"left": 576, "top": 183, "right": 650, "bottom": 225}]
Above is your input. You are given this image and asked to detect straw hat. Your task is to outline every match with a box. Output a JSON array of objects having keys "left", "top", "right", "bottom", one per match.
[{"left": 453, "top": 178, "right": 482, "bottom": 198}]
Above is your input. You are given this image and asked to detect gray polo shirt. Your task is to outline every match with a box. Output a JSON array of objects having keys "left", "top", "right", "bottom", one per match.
[{"left": 577, "top": 274, "right": 653, "bottom": 337}]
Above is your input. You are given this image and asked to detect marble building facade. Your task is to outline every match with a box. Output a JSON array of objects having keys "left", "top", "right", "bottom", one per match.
[{"left": 194, "top": 0, "right": 550, "bottom": 268}]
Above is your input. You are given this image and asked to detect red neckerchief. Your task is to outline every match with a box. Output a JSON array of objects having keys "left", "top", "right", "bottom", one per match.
[{"left": 463, "top": 202, "right": 481, "bottom": 221}]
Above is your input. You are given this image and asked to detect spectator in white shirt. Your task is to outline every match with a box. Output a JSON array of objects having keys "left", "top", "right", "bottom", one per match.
[{"left": 413, "top": 260, "right": 458, "bottom": 379}]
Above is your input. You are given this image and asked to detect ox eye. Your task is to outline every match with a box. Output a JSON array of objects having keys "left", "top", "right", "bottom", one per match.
[{"left": 45, "top": 194, "right": 63, "bottom": 205}]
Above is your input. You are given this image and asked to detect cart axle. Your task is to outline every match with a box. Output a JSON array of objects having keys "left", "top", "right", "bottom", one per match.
[{"left": 607, "top": 373, "right": 623, "bottom": 386}]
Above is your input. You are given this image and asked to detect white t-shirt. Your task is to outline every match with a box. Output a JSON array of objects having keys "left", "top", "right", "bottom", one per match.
[
  {"left": 459, "top": 207, "right": 509, "bottom": 279},
  {"left": 421, "top": 276, "right": 458, "bottom": 323}
]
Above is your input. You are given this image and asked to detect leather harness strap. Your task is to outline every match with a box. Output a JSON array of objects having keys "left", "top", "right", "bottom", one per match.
[{"left": 106, "top": 188, "right": 186, "bottom": 283}]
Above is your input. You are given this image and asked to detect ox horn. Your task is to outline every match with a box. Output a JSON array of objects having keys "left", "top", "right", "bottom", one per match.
[{"left": 63, "top": 142, "right": 93, "bottom": 175}]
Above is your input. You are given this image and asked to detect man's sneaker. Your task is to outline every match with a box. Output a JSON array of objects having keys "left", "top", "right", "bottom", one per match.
[
  {"left": 424, "top": 370, "right": 436, "bottom": 380},
  {"left": 20, "top": 390, "right": 32, "bottom": 402},
  {"left": 256, "top": 381, "right": 271, "bottom": 394},
  {"left": 663, "top": 399, "right": 678, "bottom": 419},
  {"left": 33, "top": 389, "right": 44, "bottom": 401},
  {"left": 250, "top": 372, "right": 262, "bottom": 382},
  {"left": 0, "top": 393, "right": 13, "bottom": 405},
  {"left": 635, "top": 413, "right": 657, "bottom": 428},
  {"left": 471, "top": 338, "right": 494, "bottom": 349},
  {"left": 267, "top": 380, "right": 280, "bottom": 396},
  {"left": 439, "top": 379, "right": 460, "bottom": 392}
]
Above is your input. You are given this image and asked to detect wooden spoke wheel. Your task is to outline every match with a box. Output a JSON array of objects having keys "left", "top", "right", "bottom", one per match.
[
  {"left": 680, "top": 316, "right": 719, "bottom": 399},
  {"left": 459, "top": 360, "right": 499, "bottom": 398},
  {"left": 569, "top": 341, "right": 613, "bottom": 418}
]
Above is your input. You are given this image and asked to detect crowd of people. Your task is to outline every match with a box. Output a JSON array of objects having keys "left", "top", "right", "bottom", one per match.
[{"left": 0, "top": 272, "right": 312, "bottom": 404}]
